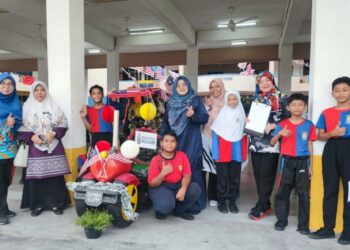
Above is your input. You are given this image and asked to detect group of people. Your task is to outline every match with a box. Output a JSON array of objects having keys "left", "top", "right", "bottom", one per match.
[
  {"left": 0, "top": 71, "right": 349, "bottom": 245},
  {"left": 147, "top": 73, "right": 350, "bottom": 246},
  {"left": 0, "top": 73, "right": 70, "bottom": 225}
]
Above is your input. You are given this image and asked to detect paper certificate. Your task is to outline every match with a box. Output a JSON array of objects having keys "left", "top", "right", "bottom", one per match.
[{"left": 244, "top": 102, "right": 271, "bottom": 137}]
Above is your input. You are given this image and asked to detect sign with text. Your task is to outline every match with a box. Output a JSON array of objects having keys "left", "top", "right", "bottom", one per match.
[{"left": 135, "top": 131, "right": 157, "bottom": 150}]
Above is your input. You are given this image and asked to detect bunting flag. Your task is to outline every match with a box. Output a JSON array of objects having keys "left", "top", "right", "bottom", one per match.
[
  {"left": 237, "top": 62, "right": 248, "bottom": 70},
  {"left": 238, "top": 62, "right": 255, "bottom": 76}
]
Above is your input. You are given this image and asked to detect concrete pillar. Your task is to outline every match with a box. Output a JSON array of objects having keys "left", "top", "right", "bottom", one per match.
[
  {"left": 309, "top": 0, "right": 350, "bottom": 232},
  {"left": 185, "top": 45, "right": 198, "bottom": 91},
  {"left": 278, "top": 44, "right": 293, "bottom": 95},
  {"left": 268, "top": 61, "right": 279, "bottom": 77},
  {"left": 46, "top": 0, "right": 86, "bottom": 184},
  {"left": 107, "top": 46, "right": 119, "bottom": 92},
  {"left": 37, "top": 58, "right": 48, "bottom": 83}
]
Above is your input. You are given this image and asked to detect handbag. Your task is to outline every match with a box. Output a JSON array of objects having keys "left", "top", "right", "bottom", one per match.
[{"left": 14, "top": 140, "right": 29, "bottom": 168}]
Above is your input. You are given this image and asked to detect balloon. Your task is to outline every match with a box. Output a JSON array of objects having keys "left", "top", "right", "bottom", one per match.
[
  {"left": 120, "top": 140, "right": 140, "bottom": 159},
  {"left": 139, "top": 102, "right": 157, "bottom": 121},
  {"left": 100, "top": 151, "right": 108, "bottom": 159}
]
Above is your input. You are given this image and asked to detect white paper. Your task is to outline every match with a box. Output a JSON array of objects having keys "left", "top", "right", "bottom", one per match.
[
  {"left": 135, "top": 131, "right": 157, "bottom": 150},
  {"left": 245, "top": 102, "right": 271, "bottom": 136}
]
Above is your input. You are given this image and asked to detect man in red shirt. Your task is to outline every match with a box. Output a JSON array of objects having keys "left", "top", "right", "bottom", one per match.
[{"left": 148, "top": 131, "right": 201, "bottom": 220}]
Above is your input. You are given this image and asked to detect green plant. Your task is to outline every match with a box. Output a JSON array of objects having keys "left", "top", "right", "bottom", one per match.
[{"left": 76, "top": 209, "right": 113, "bottom": 231}]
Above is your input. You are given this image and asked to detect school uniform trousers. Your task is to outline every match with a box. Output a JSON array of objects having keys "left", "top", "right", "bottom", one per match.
[
  {"left": 322, "top": 137, "right": 350, "bottom": 233},
  {"left": 216, "top": 161, "right": 241, "bottom": 203},
  {"left": 274, "top": 156, "right": 310, "bottom": 228}
]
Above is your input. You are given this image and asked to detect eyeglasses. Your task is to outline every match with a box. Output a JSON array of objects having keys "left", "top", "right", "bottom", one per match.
[{"left": 0, "top": 83, "right": 14, "bottom": 89}]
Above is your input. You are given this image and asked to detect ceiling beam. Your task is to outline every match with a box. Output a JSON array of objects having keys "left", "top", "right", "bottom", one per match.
[
  {"left": 117, "top": 33, "right": 182, "bottom": 47},
  {"left": 0, "top": 0, "right": 115, "bottom": 51},
  {"left": 280, "top": 0, "right": 311, "bottom": 45},
  {"left": 137, "top": 0, "right": 196, "bottom": 45},
  {"left": 0, "top": 29, "right": 46, "bottom": 58},
  {"left": 197, "top": 26, "right": 282, "bottom": 42}
]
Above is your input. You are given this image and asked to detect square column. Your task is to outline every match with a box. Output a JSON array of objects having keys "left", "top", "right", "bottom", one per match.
[
  {"left": 107, "top": 46, "right": 120, "bottom": 91},
  {"left": 185, "top": 45, "right": 198, "bottom": 91},
  {"left": 46, "top": 0, "right": 86, "bottom": 183}
]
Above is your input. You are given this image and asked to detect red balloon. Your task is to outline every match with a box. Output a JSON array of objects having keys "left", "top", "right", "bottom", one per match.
[{"left": 101, "top": 106, "right": 115, "bottom": 123}]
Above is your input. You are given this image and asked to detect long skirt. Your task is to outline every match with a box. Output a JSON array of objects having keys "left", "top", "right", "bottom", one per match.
[{"left": 21, "top": 174, "right": 70, "bottom": 211}]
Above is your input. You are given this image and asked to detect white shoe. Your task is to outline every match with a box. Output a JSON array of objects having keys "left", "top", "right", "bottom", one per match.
[{"left": 209, "top": 200, "right": 218, "bottom": 207}]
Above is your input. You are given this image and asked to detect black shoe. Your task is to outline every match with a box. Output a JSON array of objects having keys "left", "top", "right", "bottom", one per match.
[
  {"left": 297, "top": 227, "right": 311, "bottom": 235},
  {"left": 173, "top": 211, "right": 195, "bottom": 220},
  {"left": 6, "top": 210, "right": 16, "bottom": 218},
  {"left": 189, "top": 210, "right": 201, "bottom": 215},
  {"left": 274, "top": 221, "right": 288, "bottom": 231},
  {"left": 249, "top": 207, "right": 272, "bottom": 220},
  {"left": 229, "top": 203, "right": 239, "bottom": 213},
  {"left": 218, "top": 202, "right": 228, "bottom": 214},
  {"left": 309, "top": 228, "right": 335, "bottom": 239},
  {"left": 155, "top": 211, "right": 167, "bottom": 220},
  {"left": 0, "top": 216, "right": 9, "bottom": 225},
  {"left": 52, "top": 207, "right": 63, "bottom": 215},
  {"left": 338, "top": 231, "right": 350, "bottom": 245},
  {"left": 31, "top": 208, "right": 43, "bottom": 217}
]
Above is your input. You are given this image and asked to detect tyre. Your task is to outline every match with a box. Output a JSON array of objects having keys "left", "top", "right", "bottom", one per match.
[
  {"left": 75, "top": 199, "right": 88, "bottom": 216},
  {"left": 109, "top": 184, "right": 139, "bottom": 228}
]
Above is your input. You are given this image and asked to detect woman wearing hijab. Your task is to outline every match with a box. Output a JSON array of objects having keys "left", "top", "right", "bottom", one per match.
[
  {"left": 202, "top": 78, "right": 225, "bottom": 206},
  {"left": 248, "top": 71, "right": 289, "bottom": 220},
  {"left": 211, "top": 90, "right": 246, "bottom": 213},
  {"left": 161, "top": 76, "right": 209, "bottom": 213},
  {"left": 0, "top": 73, "right": 22, "bottom": 225},
  {"left": 18, "top": 81, "right": 70, "bottom": 217}
]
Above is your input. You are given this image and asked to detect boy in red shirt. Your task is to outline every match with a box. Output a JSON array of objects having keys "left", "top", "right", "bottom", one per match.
[
  {"left": 80, "top": 85, "right": 115, "bottom": 147},
  {"left": 310, "top": 77, "right": 350, "bottom": 245},
  {"left": 148, "top": 130, "right": 201, "bottom": 220},
  {"left": 271, "top": 93, "right": 316, "bottom": 234}
]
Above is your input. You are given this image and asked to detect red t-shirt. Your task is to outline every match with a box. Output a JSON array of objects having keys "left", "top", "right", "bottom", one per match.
[
  {"left": 148, "top": 151, "right": 192, "bottom": 184},
  {"left": 273, "top": 118, "right": 317, "bottom": 157},
  {"left": 316, "top": 107, "right": 350, "bottom": 138},
  {"left": 87, "top": 105, "right": 115, "bottom": 133}
]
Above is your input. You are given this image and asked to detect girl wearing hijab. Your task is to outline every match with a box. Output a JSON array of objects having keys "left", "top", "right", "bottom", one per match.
[
  {"left": 211, "top": 90, "right": 246, "bottom": 213},
  {"left": 202, "top": 78, "right": 225, "bottom": 206},
  {"left": 248, "top": 71, "right": 289, "bottom": 220},
  {"left": 18, "top": 81, "right": 70, "bottom": 217},
  {"left": 161, "top": 76, "right": 209, "bottom": 213},
  {"left": 0, "top": 73, "right": 22, "bottom": 225}
]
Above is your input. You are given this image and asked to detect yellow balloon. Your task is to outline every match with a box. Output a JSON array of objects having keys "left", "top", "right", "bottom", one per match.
[
  {"left": 100, "top": 151, "right": 108, "bottom": 159},
  {"left": 133, "top": 103, "right": 141, "bottom": 117},
  {"left": 140, "top": 102, "right": 157, "bottom": 121}
]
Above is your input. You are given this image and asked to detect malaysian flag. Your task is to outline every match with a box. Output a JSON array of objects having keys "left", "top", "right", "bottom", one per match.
[
  {"left": 144, "top": 66, "right": 155, "bottom": 77},
  {"left": 78, "top": 146, "right": 102, "bottom": 177},
  {"left": 106, "top": 151, "right": 132, "bottom": 164},
  {"left": 155, "top": 66, "right": 166, "bottom": 81}
]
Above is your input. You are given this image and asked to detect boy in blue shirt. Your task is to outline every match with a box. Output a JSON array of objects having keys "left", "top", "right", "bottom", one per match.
[
  {"left": 271, "top": 93, "right": 316, "bottom": 234},
  {"left": 310, "top": 77, "right": 350, "bottom": 245}
]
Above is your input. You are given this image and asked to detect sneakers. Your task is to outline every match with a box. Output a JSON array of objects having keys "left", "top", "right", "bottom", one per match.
[
  {"left": 338, "top": 231, "right": 350, "bottom": 245},
  {"left": 218, "top": 202, "right": 228, "bottom": 214},
  {"left": 229, "top": 203, "right": 239, "bottom": 213},
  {"left": 173, "top": 211, "right": 195, "bottom": 220},
  {"left": 209, "top": 200, "right": 218, "bottom": 207},
  {"left": 249, "top": 206, "right": 272, "bottom": 220},
  {"left": 155, "top": 211, "right": 167, "bottom": 220},
  {"left": 309, "top": 227, "right": 335, "bottom": 239},
  {"left": 0, "top": 216, "right": 9, "bottom": 225},
  {"left": 6, "top": 210, "right": 16, "bottom": 218},
  {"left": 274, "top": 220, "right": 288, "bottom": 231},
  {"left": 297, "top": 227, "right": 311, "bottom": 235}
]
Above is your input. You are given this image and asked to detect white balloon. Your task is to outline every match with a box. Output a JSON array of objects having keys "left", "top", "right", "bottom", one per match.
[{"left": 120, "top": 140, "right": 140, "bottom": 159}]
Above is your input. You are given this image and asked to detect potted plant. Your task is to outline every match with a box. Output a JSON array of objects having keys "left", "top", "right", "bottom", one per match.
[{"left": 76, "top": 209, "right": 113, "bottom": 239}]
